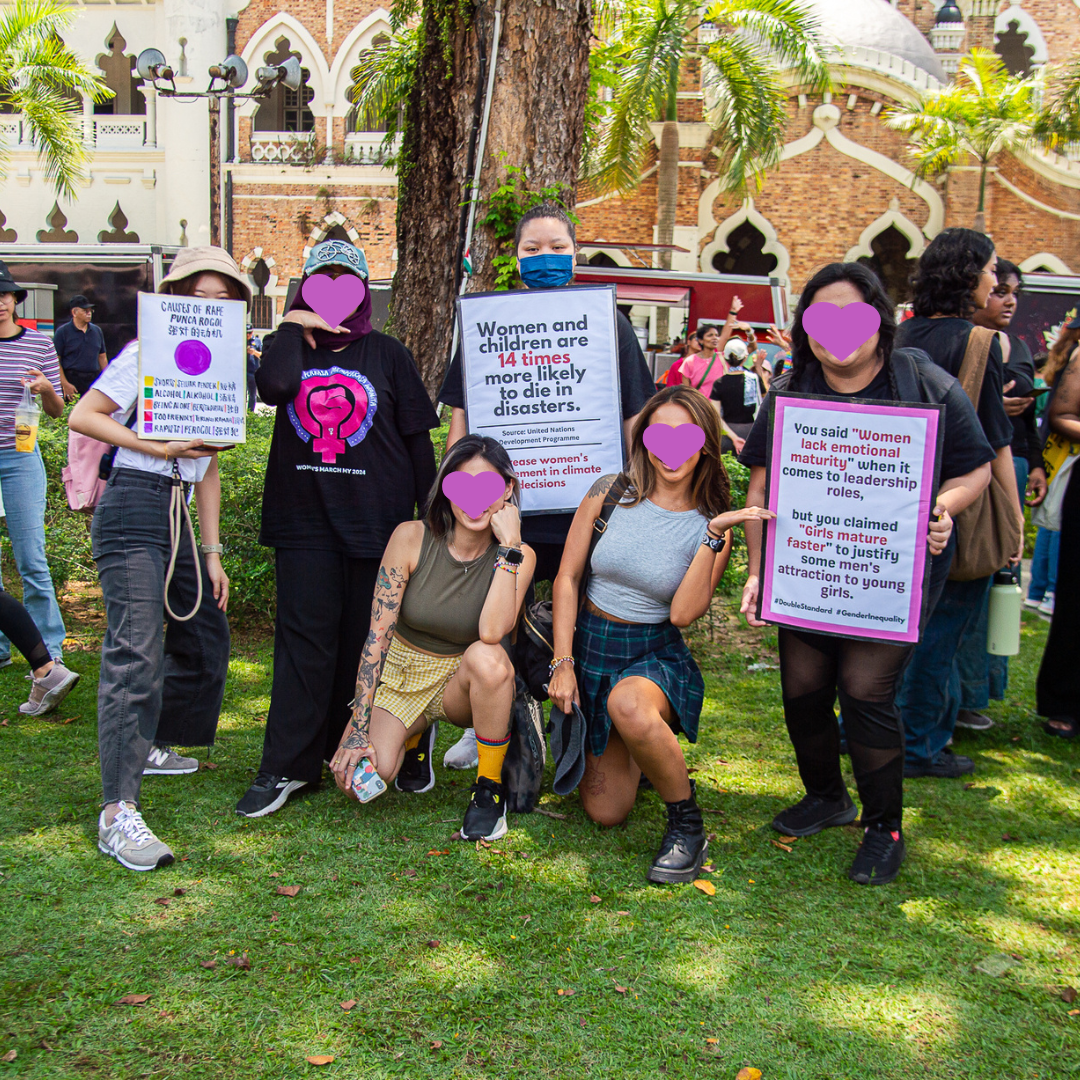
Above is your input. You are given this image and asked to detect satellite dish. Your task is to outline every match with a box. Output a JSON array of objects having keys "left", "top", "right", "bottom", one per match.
[
  {"left": 279, "top": 56, "right": 302, "bottom": 92},
  {"left": 136, "top": 48, "right": 168, "bottom": 82},
  {"left": 220, "top": 55, "right": 248, "bottom": 88}
]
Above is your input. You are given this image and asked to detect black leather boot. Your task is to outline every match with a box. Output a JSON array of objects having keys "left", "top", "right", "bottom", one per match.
[{"left": 647, "top": 790, "right": 707, "bottom": 884}]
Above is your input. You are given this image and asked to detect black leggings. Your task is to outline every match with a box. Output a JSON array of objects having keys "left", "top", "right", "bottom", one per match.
[
  {"left": 0, "top": 588, "right": 49, "bottom": 670},
  {"left": 778, "top": 628, "right": 911, "bottom": 831}
]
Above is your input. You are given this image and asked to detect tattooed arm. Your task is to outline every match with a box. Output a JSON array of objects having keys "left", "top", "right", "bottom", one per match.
[
  {"left": 1050, "top": 354, "right": 1080, "bottom": 444},
  {"left": 330, "top": 521, "right": 422, "bottom": 795}
]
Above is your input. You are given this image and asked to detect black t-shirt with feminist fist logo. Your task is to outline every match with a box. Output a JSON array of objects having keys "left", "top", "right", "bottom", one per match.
[{"left": 257, "top": 321, "right": 439, "bottom": 558}]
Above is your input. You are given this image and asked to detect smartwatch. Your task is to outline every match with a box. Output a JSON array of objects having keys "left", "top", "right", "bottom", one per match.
[{"left": 497, "top": 545, "right": 524, "bottom": 566}]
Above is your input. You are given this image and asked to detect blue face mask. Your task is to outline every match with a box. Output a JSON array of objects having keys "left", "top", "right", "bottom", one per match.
[{"left": 518, "top": 253, "right": 574, "bottom": 289}]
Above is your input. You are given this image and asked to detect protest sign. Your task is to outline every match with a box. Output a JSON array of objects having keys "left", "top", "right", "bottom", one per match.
[
  {"left": 458, "top": 285, "right": 622, "bottom": 514},
  {"left": 137, "top": 292, "right": 247, "bottom": 444},
  {"left": 759, "top": 392, "right": 942, "bottom": 644}
]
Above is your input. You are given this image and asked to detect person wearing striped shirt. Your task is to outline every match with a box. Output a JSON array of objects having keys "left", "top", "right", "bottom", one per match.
[{"left": 0, "top": 260, "right": 68, "bottom": 666}]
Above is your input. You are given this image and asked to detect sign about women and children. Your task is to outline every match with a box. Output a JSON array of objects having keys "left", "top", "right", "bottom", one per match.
[
  {"left": 458, "top": 285, "right": 623, "bottom": 515},
  {"left": 137, "top": 292, "right": 248, "bottom": 444}
]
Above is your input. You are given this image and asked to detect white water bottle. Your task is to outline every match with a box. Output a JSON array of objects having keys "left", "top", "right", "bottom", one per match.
[{"left": 987, "top": 570, "right": 1022, "bottom": 656}]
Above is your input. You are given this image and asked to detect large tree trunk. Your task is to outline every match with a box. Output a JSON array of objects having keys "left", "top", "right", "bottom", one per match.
[
  {"left": 393, "top": 0, "right": 592, "bottom": 399},
  {"left": 654, "top": 118, "right": 680, "bottom": 345}
]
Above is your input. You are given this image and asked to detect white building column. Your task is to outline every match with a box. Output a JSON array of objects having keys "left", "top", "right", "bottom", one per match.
[
  {"left": 81, "top": 94, "right": 94, "bottom": 148},
  {"left": 145, "top": 84, "right": 157, "bottom": 148},
  {"left": 324, "top": 102, "right": 334, "bottom": 161}
]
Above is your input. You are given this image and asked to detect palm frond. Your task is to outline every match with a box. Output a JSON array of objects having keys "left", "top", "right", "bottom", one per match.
[{"left": 348, "top": 26, "right": 419, "bottom": 139}]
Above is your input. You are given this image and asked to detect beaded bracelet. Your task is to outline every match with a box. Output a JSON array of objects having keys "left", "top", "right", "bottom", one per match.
[
  {"left": 494, "top": 555, "right": 519, "bottom": 575},
  {"left": 549, "top": 655, "right": 574, "bottom": 677}
]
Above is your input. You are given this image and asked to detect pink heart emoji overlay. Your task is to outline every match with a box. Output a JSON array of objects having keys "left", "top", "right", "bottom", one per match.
[
  {"left": 442, "top": 470, "right": 506, "bottom": 519},
  {"left": 301, "top": 274, "right": 366, "bottom": 328},
  {"left": 642, "top": 423, "right": 706, "bottom": 470},
  {"left": 802, "top": 302, "right": 881, "bottom": 362}
]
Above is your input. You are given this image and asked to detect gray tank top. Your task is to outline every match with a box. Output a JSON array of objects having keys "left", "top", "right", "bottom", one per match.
[{"left": 586, "top": 499, "right": 710, "bottom": 623}]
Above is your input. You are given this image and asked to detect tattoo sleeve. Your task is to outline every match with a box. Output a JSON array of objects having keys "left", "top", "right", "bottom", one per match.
[
  {"left": 586, "top": 473, "right": 617, "bottom": 499},
  {"left": 345, "top": 562, "right": 407, "bottom": 745}
]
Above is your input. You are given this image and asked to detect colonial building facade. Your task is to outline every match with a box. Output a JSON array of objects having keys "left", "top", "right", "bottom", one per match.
[{"left": 0, "top": 0, "right": 1077, "bottom": 330}]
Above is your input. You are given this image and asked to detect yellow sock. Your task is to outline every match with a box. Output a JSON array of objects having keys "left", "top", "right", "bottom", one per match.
[
  {"left": 404, "top": 731, "right": 423, "bottom": 752},
  {"left": 476, "top": 733, "right": 511, "bottom": 784}
]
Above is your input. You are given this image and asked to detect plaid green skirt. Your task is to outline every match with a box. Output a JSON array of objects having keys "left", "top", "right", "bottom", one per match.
[{"left": 574, "top": 609, "right": 705, "bottom": 759}]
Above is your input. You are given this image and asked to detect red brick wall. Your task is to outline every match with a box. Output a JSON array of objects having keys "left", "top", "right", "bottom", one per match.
[{"left": 235, "top": 0, "right": 388, "bottom": 61}]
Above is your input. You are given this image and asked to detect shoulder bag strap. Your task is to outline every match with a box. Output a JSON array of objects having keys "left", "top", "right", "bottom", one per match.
[
  {"left": 956, "top": 325, "right": 995, "bottom": 407},
  {"left": 693, "top": 353, "right": 719, "bottom": 391},
  {"left": 578, "top": 473, "right": 629, "bottom": 610}
]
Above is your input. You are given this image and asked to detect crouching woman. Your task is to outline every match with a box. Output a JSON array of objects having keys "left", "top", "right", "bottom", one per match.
[
  {"left": 549, "top": 386, "right": 773, "bottom": 883},
  {"left": 329, "top": 436, "right": 535, "bottom": 841}
]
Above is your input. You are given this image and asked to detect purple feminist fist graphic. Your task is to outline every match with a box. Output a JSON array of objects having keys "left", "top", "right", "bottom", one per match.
[
  {"left": 442, "top": 470, "right": 506, "bottom": 519},
  {"left": 642, "top": 423, "right": 706, "bottom": 470},
  {"left": 174, "top": 339, "right": 212, "bottom": 377},
  {"left": 287, "top": 367, "right": 377, "bottom": 463},
  {"left": 801, "top": 302, "right": 881, "bottom": 362}
]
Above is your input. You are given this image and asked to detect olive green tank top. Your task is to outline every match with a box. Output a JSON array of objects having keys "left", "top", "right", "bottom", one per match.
[{"left": 395, "top": 526, "right": 499, "bottom": 656}]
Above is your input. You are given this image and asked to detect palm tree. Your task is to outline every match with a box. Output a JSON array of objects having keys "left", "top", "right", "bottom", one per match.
[
  {"left": 885, "top": 48, "right": 1039, "bottom": 233},
  {"left": 347, "top": 25, "right": 419, "bottom": 156},
  {"left": 1032, "top": 54, "right": 1080, "bottom": 150},
  {"left": 0, "top": 0, "right": 112, "bottom": 199},
  {"left": 586, "top": 0, "right": 830, "bottom": 341}
]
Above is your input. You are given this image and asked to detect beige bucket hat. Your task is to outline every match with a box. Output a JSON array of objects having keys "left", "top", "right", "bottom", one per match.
[{"left": 158, "top": 246, "right": 252, "bottom": 307}]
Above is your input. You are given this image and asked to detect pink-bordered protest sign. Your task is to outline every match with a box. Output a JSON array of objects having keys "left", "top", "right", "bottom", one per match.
[{"left": 759, "top": 392, "right": 943, "bottom": 644}]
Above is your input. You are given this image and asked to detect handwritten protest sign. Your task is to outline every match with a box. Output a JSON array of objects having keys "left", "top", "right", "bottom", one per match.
[
  {"left": 137, "top": 292, "right": 246, "bottom": 444},
  {"left": 760, "top": 392, "right": 942, "bottom": 643},
  {"left": 458, "top": 285, "right": 622, "bottom": 514}
]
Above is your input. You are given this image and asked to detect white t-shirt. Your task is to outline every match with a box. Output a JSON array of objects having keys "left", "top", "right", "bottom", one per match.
[{"left": 93, "top": 343, "right": 212, "bottom": 483}]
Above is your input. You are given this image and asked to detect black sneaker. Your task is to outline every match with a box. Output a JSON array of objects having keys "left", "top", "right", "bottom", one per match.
[
  {"left": 955, "top": 710, "right": 994, "bottom": 732},
  {"left": 395, "top": 721, "right": 438, "bottom": 794},
  {"left": 235, "top": 772, "right": 308, "bottom": 818},
  {"left": 771, "top": 793, "right": 857, "bottom": 837},
  {"left": 647, "top": 795, "right": 707, "bottom": 884},
  {"left": 460, "top": 777, "right": 508, "bottom": 841},
  {"left": 904, "top": 748, "right": 974, "bottom": 779},
  {"left": 848, "top": 825, "right": 906, "bottom": 885}
]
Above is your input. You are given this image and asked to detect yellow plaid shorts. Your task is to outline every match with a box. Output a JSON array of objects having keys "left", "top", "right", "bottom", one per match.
[{"left": 372, "top": 635, "right": 462, "bottom": 728}]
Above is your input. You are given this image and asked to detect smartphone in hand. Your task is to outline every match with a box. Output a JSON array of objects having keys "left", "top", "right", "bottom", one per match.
[{"left": 351, "top": 758, "right": 387, "bottom": 803}]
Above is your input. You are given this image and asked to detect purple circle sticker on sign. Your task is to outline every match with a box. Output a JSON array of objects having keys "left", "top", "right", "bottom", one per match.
[{"left": 174, "top": 339, "right": 212, "bottom": 377}]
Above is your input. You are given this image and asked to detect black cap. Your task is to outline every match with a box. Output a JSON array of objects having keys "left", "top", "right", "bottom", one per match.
[
  {"left": 69, "top": 294, "right": 94, "bottom": 310},
  {"left": 0, "top": 260, "right": 27, "bottom": 305}
]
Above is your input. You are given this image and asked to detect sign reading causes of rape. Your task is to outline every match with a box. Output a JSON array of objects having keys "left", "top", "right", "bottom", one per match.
[
  {"left": 458, "top": 285, "right": 623, "bottom": 514},
  {"left": 760, "top": 392, "right": 943, "bottom": 644},
  {"left": 136, "top": 292, "right": 247, "bottom": 444}
]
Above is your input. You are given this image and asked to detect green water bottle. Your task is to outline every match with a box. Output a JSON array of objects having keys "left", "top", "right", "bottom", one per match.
[{"left": 987, "top": 570, "right": 1022, "bottom": 656}]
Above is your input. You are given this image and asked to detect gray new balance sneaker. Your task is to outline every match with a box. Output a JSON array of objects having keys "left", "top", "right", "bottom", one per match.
[
  {"left": 143, "top": 746, "right": 199, "bottom": 775},
  {"left": 443, "top": 727, "right": 479, "bottom": 770},
  {"left": 98, "top": 802, "right": 175, "bottom": 871},
  {"left": 19, "top": 662, "right": 79, "bottom": 716}
]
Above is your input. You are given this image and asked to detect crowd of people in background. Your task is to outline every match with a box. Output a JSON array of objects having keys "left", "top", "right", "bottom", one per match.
[{"left": 0, "top": 207, "right": 1075, "bottom": 888}]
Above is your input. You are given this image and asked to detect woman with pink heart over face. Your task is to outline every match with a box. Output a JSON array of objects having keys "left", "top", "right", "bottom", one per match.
[
  {"left": 549, "top": 385, "right": 773, "bottom": 884},
  {"left": 737, "top": 262, "right": 996, "bottom": 887},
  {"left": 329, "top": 435, "right": 536, "bottom": 842},
  {"left": 237, "top": 240, "right": 440, "bottom": 820}
]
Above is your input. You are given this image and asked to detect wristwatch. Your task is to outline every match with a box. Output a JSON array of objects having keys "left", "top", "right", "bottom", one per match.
[
  {"left": 701, "top": 530, "right": 727, "bottom": 553},
  {"left": 497, "top": 545, "right": 524, "bottom": 566},
  {"left": 199, "top": 543, "right": 224, "bottom": 556}
]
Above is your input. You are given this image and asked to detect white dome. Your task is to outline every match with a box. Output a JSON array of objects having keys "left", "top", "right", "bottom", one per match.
[{"left": 807, "top": 0, "right": 947, "bottom": 82}]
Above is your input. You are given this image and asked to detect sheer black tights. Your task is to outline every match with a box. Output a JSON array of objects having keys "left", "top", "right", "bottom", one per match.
[{"left": 777, "top": 628, "right": 911, "bottom": 830}]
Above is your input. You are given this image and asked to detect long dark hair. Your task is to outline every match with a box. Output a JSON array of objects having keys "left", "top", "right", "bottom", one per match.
[
  {"left": 624, "top": 385, "right": 730, "bottom": 519},
  {"left": 425, "top": 435, "right": 520, "bottom": 539},
  {"left": 789, "top": 262, "right": 898, "bottom": 396},
  {"left": 910, "top": 228, "right": 996, "bottom": 318}
]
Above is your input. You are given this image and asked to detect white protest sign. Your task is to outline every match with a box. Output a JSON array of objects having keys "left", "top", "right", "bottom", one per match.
[
  {"left": 760, "top": 392, "right": 942, "bottom": 644},
  {"left": 458, "top": 285, "right": 623, "bottom": 514},
  {"left": 137, "top": 292, "right": 247, "bottom": 444}
]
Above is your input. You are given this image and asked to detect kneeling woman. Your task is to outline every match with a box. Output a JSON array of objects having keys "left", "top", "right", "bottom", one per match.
[
  {"left": 549, "top": 386, "right": 772, "bottom": 883},
  {"left": 329, "top": 436, "right": 535, "bottom": 840},
  {"left": 739, "top": 263, "right": 994, "bottom": 886}
]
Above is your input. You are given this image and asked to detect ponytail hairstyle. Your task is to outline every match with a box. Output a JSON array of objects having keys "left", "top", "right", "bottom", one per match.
[
  {"left": 624, "top": 385, "right": 730, "bottom": 519},
  {"left": 789, "top": 262, "right": 899, "bottom": 397},
  {"left": 910, "top": 227, "right": 996, "bottom": 319},
  {"left": 425, "top": 435, "right": 520, "bottom": 539}
]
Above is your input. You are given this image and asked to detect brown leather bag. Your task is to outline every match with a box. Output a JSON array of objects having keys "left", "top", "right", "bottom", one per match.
[{"left": 948, "top": 326, "right": 1023, "bottom": 581}]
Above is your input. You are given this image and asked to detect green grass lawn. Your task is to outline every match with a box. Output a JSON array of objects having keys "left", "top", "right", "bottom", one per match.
[{"left": 0, "top": 602, "right": 1076, "bottom": 1079}]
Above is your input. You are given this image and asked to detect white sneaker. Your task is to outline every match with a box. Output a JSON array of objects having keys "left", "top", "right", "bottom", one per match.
[
  {"left": 1038, "top": 593, "right": 1055, "bottom": 615},
  {"left": 98, "top": 802, "right": 175, "bottom": 871},
  {"left": 19, "top": 662, "right": 79, "bottom": 716},
  {"left": 1023, "top": 597, "right": 1042, "bottom": 610},
  {"left": 143, "top": 746, "right": 199, "bottom": 775},
  {"left": 443, "top": 727, "right": 479, "bottom": 770}
]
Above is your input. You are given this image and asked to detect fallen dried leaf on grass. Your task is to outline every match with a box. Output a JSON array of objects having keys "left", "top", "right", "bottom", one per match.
[
  {"left": 589, "top": 895, "right": 602, "bottom": 904},
  {"left": 614, "top": 984, "right": 628, "bottom": 994},
  {"left": 430, "top": 1041, "right": 443, "bottom": 1050},
  {"left": 1069, "top": 1009, "right": 1080, "bottom": 1017},
  {"left": 269, "top": 871, "right": 281, "bottom": 878},
  {"left": 276, "top": 885, "right": 301, "bottom": 898},
  {"left": 705, "top": 1037, "right": 718, "bottom": 1044},
  {"left": 1063, "top": 986, "right": 1078, "bottom": 1004},
  {"left": 770, "top": 840, "right": 793, "bottom": 853},
  {"left": 616, "top": 910, "right": 630, "bottom": 916},
  {"left": 427, "top": 849, "right": 450, "bottom": 856},
  {"left": 557, "top": 988, "right": 575, "bottom": 996},
  {"left": 693, "top": 879, "right": 716, "bottom": 896},
  {"left": 200, "top": 760, "right": 219, "bottom": 770},
  {"left": 403, "top": 868, "right": 417, "bottom": 877},
  {"left": 199, "top": 960, "right": 216, "bottom": 970},
  {"left": 778, "top": 835, "right": 797, "bottom": 843},
  {"left": 115, "top": 993, "right": 151, "bottom": 1007},
  {"left": 227, "top": 955, "right": 252, "bottom": 970},
  {"left": 306, "top": 1055, "right": 334, "bottom": 1066},
  {"left": 153, "top": 896, "right": 171, "bottom": 906},
  {"left": 426, "top": 940, "right": 440, "bottom": 949},
  {"left": 736, "top": 1069, "right": 762, "bottom": 1080},
  {"left": 0, "top": 1050, "right": 16, "bottom": 1062},
  {"left": 339, "top": 999, "right": 357, "bottom": 1011}
]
